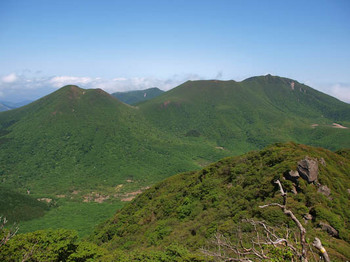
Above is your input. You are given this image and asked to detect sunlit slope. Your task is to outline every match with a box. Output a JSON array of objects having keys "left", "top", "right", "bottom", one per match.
[
  {"left": 139, "top": 75, "right": 350, "bottom": 152},
  {"left": 0, "top": 85, "right": 225, "bottom": 195}
]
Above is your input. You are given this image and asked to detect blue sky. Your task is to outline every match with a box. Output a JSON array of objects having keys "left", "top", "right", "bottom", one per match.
[{"left": 0, "top": 0, "right": 349, "bottom": 102}]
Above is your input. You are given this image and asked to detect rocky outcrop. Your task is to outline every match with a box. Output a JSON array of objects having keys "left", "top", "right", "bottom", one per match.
[
  {"left": 297, "top": 157, "right": 319, "bottom": 183},
  {"left": 284, "top": 156, "right": 320, "bottom": 185},
  {"left": 319, "top": 222, "right": 339, "bottom": 238}
]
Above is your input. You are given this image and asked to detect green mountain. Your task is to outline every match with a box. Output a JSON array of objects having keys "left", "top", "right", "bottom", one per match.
[
  {"left": 139, "top": 75, "right": 350, "bottom": 153},
  {"left": 92, "top": 142, "right": 350, "bottom": 261},
  {"left": 0, "top": 85, "right": 223, "bottom": 196},
  {"left": 112, "top": 87, "right": 164, "bottom": 105}
]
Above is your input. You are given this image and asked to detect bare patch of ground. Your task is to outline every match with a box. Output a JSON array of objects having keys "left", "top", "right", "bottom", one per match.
[
  {"left": 37, "top": 198, "right": 52, "bottom": 203},
  {"left": 56, "top": 195, "right": 66, "bottom": 198},
  {"left": 332, "top": 123, "right": 348, "bottom": 129},
  {"left": 311, "top": 124, "right": 319, "bottom": 128},
  {"left": 120, "top": 186, "right": 150, "bottom": 202},
  {"left": 83, "top": 192, "right": 110, "bottom": 203}
]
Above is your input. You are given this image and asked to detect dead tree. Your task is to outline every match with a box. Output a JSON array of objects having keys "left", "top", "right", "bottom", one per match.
[
  {"left": 201, "top": 219, "right": 300, "bottom": 261},
  {"left": 259, "top": 180, "right": 308, "bottom": 261},
  {"left": 202, "top": 179, "right": 330, "bottom": 261}
]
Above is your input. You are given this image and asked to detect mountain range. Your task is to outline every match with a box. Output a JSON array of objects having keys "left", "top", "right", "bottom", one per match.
[{"left": 0, "top": 74, "right": 349, "bottom": 238}]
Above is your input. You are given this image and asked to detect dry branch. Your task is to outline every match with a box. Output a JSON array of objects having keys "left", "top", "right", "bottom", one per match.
[{"left": 259, "top": 180, "right": 308, "bottom": 261}]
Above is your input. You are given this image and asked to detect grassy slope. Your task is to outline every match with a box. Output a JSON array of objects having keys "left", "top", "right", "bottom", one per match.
[
  {"left": 93, "top": 142, "right": 350, "bottom": 260},
  {"left": 112, "top": 87, "right": 164, "bottom": 105}
]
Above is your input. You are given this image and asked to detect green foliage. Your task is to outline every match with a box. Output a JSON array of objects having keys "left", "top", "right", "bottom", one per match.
[
  {"left": 18, "top": 200, "right": 125, "bottom": 237},
  {"left": 265, "top": 245, "right": 294, "bottom": 261},
  {"left": 92, "top": 143, "right": 350, "bottom": 259},
  {"left": 0, "top": 229, "right": 105, "bottom": 262}
]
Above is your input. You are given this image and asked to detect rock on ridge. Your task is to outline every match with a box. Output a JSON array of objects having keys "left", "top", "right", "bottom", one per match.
[{"left": 297, "top": 157, "right": 319, "bottom": 183}]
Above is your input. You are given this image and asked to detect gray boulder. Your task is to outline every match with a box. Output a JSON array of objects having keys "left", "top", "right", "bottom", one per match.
[{"left": 297, "top": 157, "right": 319, "bottom": 183}]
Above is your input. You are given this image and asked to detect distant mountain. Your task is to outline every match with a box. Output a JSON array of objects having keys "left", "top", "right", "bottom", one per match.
[
  {"left": 93, "top": 142, "right": 350, "bottom": 260},
  {"left": 139, "top": 75, "right": 350, "bottom": 153},
  {"left": 111, "top": 87, "right": 164, "bottom": 105},
  {"left": 0, "top": 100, "right": 32, "bottom": 111}
]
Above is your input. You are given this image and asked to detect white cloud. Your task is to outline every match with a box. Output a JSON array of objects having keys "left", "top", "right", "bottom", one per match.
[
  {"left": 49, "top": 76, "right": 94, "bottom": 88},
  {"left": 0, "top": 72, "right": 205, "bottom": 102},
  {"left": 2, "top": 73, "right": 18, "bottom": 83}
]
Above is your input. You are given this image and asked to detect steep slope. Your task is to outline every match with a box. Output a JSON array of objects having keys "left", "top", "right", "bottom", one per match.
[
  {"left": 139, "top": 75, "right": 350, "bottom": 153},
  {"left": 0, "top": 85, "right": 224, "bottom": 196},
  {"left": 112, "top": 87, "right": 164, "bottom": 105},
  {"left": 93, "top": 142, "right": 350, "bottom": 261}
]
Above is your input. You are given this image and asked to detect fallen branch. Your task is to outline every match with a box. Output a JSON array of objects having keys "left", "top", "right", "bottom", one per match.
[{"left": 312, "top": 238, "right": 330, "bottom": 262}]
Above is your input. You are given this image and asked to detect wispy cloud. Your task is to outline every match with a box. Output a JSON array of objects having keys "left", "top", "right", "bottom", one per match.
[
  {"left": 1, "top": 73, "right": 18, "bottom": 83},
  {"left": 0, "top": 72, "right": 204, "bottom": 102},
  {"left": 50, "top": 76, "right": 94, "bottom": 88}
]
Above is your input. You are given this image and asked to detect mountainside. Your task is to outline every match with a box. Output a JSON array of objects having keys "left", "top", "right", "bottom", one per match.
[
  {"left": 0, "top": 85, "right": 224, "bottom": 196},
  {"left": 92, "top": 142, "right": 350, "bottom": 261},
  {"left": 112, "top": 87, "right": 164, "bottom": 105},
  {"left": 139, "top": 75, "right": 350, "bottom": 153}
]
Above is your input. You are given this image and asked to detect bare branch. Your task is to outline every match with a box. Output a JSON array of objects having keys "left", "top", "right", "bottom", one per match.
[{"left": 259, "top": 180, "right": 308, "bottom": 261}]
